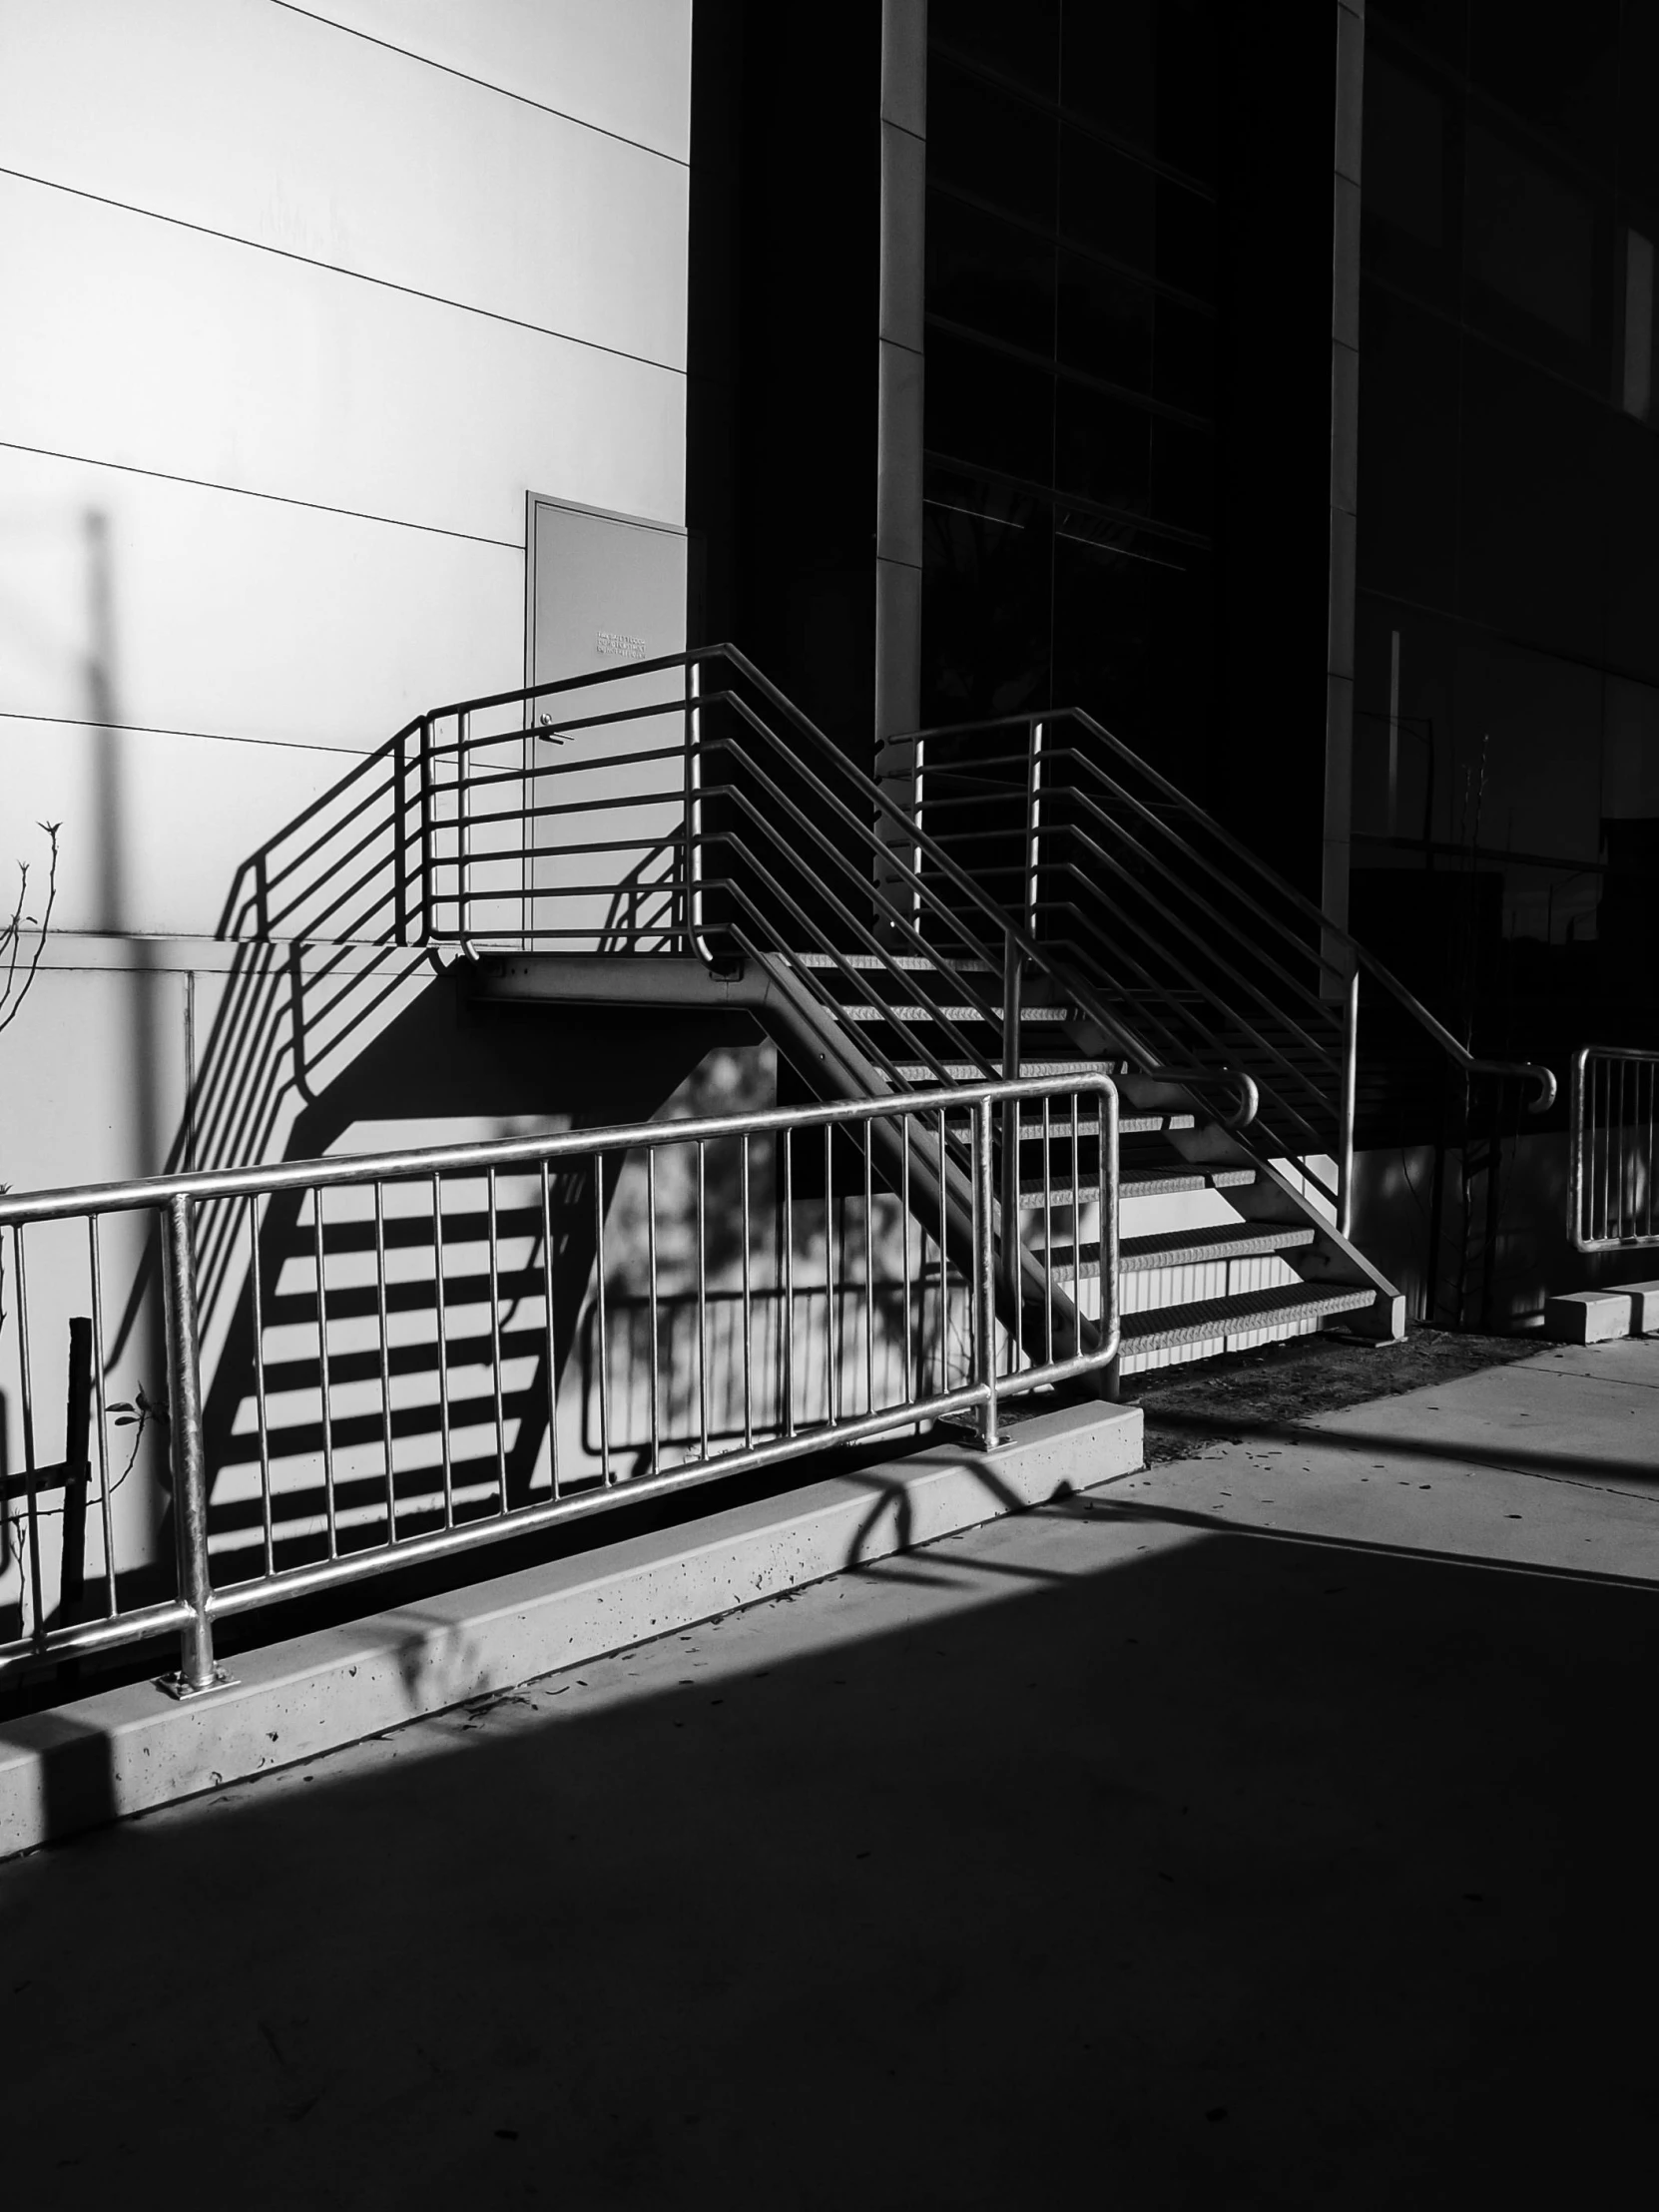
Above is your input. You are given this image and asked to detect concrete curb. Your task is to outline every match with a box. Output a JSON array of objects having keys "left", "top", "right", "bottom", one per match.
[
  {"left": 0, "top": 1399, "right": 1141, "bottom": 1859},
  {"left": 1545, "top": 1283, "right": 1659, "bottom": 1343}
]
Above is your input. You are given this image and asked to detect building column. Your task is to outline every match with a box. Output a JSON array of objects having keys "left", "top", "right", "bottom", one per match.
[
  {"left": 1322, "top": 0, "right": 1365, "bottom": 946},
  {"left": 875, "top": 0, "right": 926, "bottom": 743}
]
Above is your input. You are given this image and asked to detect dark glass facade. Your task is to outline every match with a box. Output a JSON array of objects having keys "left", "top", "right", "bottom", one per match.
[
  {"left": 1354, "top": 2, "right": 1659, "bottom": 1051},
  {"left": 919, "top": 4, "right": 1222, "bottom": 799}
]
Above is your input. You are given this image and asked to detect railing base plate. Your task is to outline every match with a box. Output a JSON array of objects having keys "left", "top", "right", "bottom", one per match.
[{"left": 154, "top": 1668, "right": 239, "bottom": 1702}]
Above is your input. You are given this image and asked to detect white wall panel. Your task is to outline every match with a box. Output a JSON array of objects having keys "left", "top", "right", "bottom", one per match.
[
  {"left": 0, "top": 965, "right": 190, "bottom": 1190},
  {"left": 0, "top": 718, "right": 364, "bottom": 939},
  {"left": 0, "top": 177, "right": 686, "bottom": 546},
  {"left": 305, "top": 0, "right": 693, "bottom": 160},
  {"left": 0, "top": 0, "right": 688, "bottom": 370},
  {"left": 0, "top": 446, "right": 521, "bottom": 754}
]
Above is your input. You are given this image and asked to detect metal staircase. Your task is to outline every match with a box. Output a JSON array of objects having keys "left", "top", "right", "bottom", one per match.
[
  {"left": 785, "top": 943, "right": 1379, "bottom": 1381},
  {"left": 337, "top": 643, "right": 1403, "bottom": 1380}
]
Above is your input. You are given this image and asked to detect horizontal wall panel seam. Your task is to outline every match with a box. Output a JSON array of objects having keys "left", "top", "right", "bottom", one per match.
[
  {"left": 0, "top": 439, "right": 522, "bottom": 552},
  {"left": 0, "top": 709, "right": 418, "bottom": 760},
  {"left": 269, "top": 1, "right": 690, "bottom": 167},
  {"left": 0, "top": 166, "right": 684, "bottom": 378}
]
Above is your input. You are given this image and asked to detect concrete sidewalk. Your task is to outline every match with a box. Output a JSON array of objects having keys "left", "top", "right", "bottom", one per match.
[
  {"left": 1129, "top": 1334, "right": 1659, "bottom": 1579},
  {"left": 3, "top": 1342, "right": 1657, "bottom": 2206}
]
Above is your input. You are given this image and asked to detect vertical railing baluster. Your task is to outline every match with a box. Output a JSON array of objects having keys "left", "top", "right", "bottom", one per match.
[
  {"left": 87, "top": 1214, "right": 118, "bottom": 1615},
  {"left": 900, "top": 1108, "right": 912, "bottom": 1411},
  {"left": 975, "top": 1097, "right": 999, "bottom": 1449},
  {"left": 783, "top": 1128, "right": 796, "bottom": 1436},
  {"left": 12, "top": 1228, "right": 44, "bottom": 1649},
  {"left": 539, "top": 1161, "right": 560, "bottom": 1499},
  {"left": 418, "top": 716, "right": 434, "bottom": 943},
  {"left": 457, "top": 708, "right": 471, "bottom": 943},
  {"left": 487, "top": 1167, "right": 506, "bottom": 1513},
  {"left": 968, "top": 1103, "right": 980, "bottom": 1405},
  {"left": 433, "top": 1173, "right": 454, "bottom": 1527},
  {"left": 697, "top": 1139, "right": 710, "bottom": 1462},
  {"left": 594, "top": 1156, "right": 612, "bottom": 1483},
  {"left": 934, "top": 1107, "right": 947, "bottom": 1394},
  {"left": 312, "top": 1190, "right": 337, "bottom": 1558},
  {"left": 374, "top": 1182, "right": 397, "bottom": 1543},
  {"left": 824, "top": 1123, "right": 836, "bottom": 1428},
  {"left": 740, "top": 1133, "right": 754, "bottom": 1449},
  {"left": 1001, "top": 929, "right": 1021, "bottom": 1374},
  {"left": 646, "top": 1149, "right": 661, "bottom": 1477},
  {"left": 862, "top": 1122, "right": 875, "bottom": 1419},
  {"left": 162, "top": 1194, "right": 222, "bottom": 1694},
  {"left": 247, "top": 1196, "right": 275, "bottom": 1577}
]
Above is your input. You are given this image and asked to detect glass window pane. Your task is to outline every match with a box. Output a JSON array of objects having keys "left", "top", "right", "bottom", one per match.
[
  {"left": 1055, "top": 380, "right": 1152, "bottom": 512},
  {"left": 1156, "top": 174, "right": 1218, "bottom": 299},
  {"left": 1060, "top": 1, "right": 1154, "bottom": 150},
  {"left": 1057, "top": 252, "right": 1152, "bottom": 391},
  {"left": 928, "top": 57, "right": 1058, "bottom": 229},
  {"left": 926, "top": 326, "right": 1056, "bottom": 484},
  {"left": 1060, "top": 127, "right": 1155, "bottom": 275},
  {"left": 927, "top": 191, "right": 1056, "bottom": 357}
]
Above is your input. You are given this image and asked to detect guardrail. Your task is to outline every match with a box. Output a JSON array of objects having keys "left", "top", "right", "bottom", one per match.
[
  {"left": 1570, "top": 1046, "right": 1659, "bottom": 1251},
  {"left": 879, "top": 709, "right": 1557, "bottom": 1234},
  {"left": 0, "top": 1074, "right": 1118, "bottom": 1692},
  {"left": 216, "top": 646, "right": 1254, "bottom": 1141}
]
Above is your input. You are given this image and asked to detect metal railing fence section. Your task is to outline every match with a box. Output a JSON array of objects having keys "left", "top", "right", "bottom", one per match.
[
  {"left": 0, "top": 1075, "right": 1118, "bottom": 1690},
  {"left": 1570, "top": 1047, "right": 1659, "bottom": 1251},
  {"left": 880, "top": 709, "right": 1556, "bottom": 1235}
]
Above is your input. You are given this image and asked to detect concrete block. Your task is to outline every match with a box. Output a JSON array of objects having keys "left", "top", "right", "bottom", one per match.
[
  {"left": 1628, "top": 1282, "right": 1659, "bottom": 1335},
  {"left": 0, "top": 1398, "right": 1141, "bottom": 1859},
  {"left": 1546, "top": 1290, "right": 1635, "bottom": 1344}
]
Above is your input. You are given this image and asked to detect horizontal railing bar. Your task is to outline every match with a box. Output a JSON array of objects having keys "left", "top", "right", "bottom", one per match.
[
  {"left": 0, "top": 1597, "right": 195, "bottom": 1672},
  {"left": 0, "top": 1077, "right": 1109, "bottom": 1224}
]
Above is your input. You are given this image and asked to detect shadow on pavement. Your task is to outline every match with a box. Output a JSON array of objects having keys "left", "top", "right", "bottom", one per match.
[{"left": 3, "top": 1516, "right": 1657, "bottom": 2208}]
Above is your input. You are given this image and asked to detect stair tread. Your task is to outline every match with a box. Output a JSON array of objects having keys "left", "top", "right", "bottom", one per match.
[
  {"left": 1035, "top": 1224, "right": 1319, "bottom": 1279},
  {"left": 894, "top": 1059, "right": 1109, "bottom": 1083},
  {"left": 1121, "top": 1282, "right": 1374, "bottom": 1351},
  {"left": 795, "top": 951, "right": 994, "bottom": 973},
  {"left": 841, "top": 1003, "right": 1070, "bottom": 1024},
  {"left": 1019, "top": 1113, "right": 1196, "bottom": 1138},
  {"left": 1010, "top": 1165, "right": 1256, "bottom": 1206}
]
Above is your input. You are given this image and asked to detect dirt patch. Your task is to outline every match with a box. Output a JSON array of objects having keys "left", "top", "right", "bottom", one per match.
[{"left": 1130, "top": 1325, "right": 1544, "bottom": 1466}]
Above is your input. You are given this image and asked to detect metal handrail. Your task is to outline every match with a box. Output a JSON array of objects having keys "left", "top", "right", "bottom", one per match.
[
  {"left": 885, "top": 708, "right": 1557, "bottom": 1113},
  {"left": 397, "top": 648, "right": 1259, "bottom": 1139},
  {"left": 0, "top": 1074, "right": 1119, "bottom": 1689},
  {"left": 1570, "top": 1045, "right": 1659, "bottom": 1252}
]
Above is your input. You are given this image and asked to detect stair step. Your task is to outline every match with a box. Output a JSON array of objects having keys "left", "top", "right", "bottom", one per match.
[
  {"left": 795, "top": 951, "right": 994, "bottom": 973},
  {"left": 1040, "top": 1223, "right": 1318, "bottom": 1281},
  {"left": 894, "top": 1059, "right": 1105, "bottom": 1083},
  {"left": 1018, "top": 1113, "right": 1196, "bottom": 1138},
  {"left": 841, "top": 1003, "right": 1070, "bottom": 1024},
  {"left": 1121, "top": 1282, "right": 1374, "bottom": 1353},
  {"left": 1020, "top": 1165, "right": 1256, "bottom": 1204}
]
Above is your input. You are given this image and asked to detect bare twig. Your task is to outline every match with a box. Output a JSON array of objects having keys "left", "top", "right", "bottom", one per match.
[{"left": 0, "top": 820, "right": 60, "bottom": 1042}]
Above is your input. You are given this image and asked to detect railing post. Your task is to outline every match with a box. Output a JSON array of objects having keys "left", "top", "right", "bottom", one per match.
[
  {"left": 393, "top": 726, "right": 409, "bottom": 947},
  {"left": 456, "top": 709, "right": 471, "bottom": 947},
  {"left": 1338, "top": 959, "right": 1359, "bottom": 1240},
  {"left": 159, "top": 1194, "right": 228, "bottom": 1698},
  {"left": 684, "top": 660, "right": 704, "bottom": 959},
  {"left": 975, "top": 1093, "right": 1002, "bottom": 1449},
  {"left": 1025, "top": 718, "right": 1044, "bottom": 938},
  {"left": 418, "top": 717, "right": 434, "bottom": 944},
  {"left": 1000, "top": 928, "right": 1022, "bottom": 1336}
]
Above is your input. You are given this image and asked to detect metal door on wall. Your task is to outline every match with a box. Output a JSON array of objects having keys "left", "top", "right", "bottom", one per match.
[{"left": 523, "top": 494, "right": 689, "bottom": 950}]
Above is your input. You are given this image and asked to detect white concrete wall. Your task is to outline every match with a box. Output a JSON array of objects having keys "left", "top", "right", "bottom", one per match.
[
  {"left": 0, "top": 3, "right": 692, "bottom": 1633},
  {"left": 0, "top": 0, "right": 690, "bottom": 936}
]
